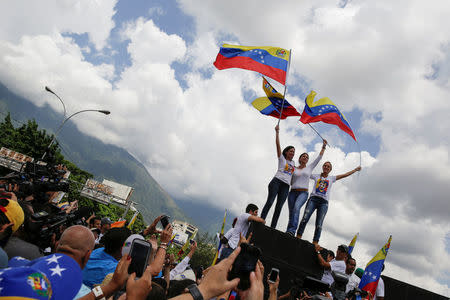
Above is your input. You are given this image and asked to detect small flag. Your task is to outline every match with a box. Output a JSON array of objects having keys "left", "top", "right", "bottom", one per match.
[
  {"left": 214, "top": 44, "right": 290, "bottom": 85},
  {"left": 252, "top": 77, "right": 300, "bottom": 119},
  {"left": 127, "top": 211, "right": 139, "bottom": 229},
  {"left": 348, "top": 233, "right": 359, "bottom": 255},
  {"left": 111, "top": 220, "right": 126, "bottom": 228},
  {"left": 211, "top": 210, "right": 227, "bottom": 266},
  {"left": 359, "top": 236, "right": 392, "bottom": 296},
  {"left": 300, "top": 91, "right": 357, "bottom": 141}
]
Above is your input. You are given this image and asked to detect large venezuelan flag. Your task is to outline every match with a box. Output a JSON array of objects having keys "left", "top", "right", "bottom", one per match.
[
  {"left": 214, "top": 44, "right": 290, "bottom": 85},
  {"left": 300, "top": 91, "right": 357, "bottom": 141},
  {"left": 252, "top": 77, "right": 300, "bottom": 119},
  {"left": 348, "top": 233, "right": 358, "bottom": 255},
  {"left": 359, "top": 236, "right": 392, "bottom": 296}
]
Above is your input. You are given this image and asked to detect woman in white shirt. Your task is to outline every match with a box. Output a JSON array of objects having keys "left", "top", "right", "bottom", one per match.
[
  {"left": 286, "top": 139, "right": 327, "bottom": 235},
  {"left": 260, "top": 125, "right": 295, "bottom": 228},
  {"left": 297, "top": 161, "right": 361, "bottom": 244}
]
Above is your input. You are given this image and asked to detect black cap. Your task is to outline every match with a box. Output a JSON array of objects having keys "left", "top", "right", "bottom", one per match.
[{"left": 338, "top": 244, "right": 349, "bottom": 253}]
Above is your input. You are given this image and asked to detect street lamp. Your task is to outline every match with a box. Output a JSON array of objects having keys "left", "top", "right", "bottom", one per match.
[
  {"left": 45, "top": 86, "right": 66, "bottom": 120},
  {"left": 41, "top": 109, "right": 111, "bottom": 160}
]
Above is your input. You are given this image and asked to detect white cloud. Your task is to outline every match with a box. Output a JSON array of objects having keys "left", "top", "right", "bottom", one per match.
[
  {"left": 0, "top": 0, "right": 117, "bottom": 50},
  {"left": 1, "top": 0, "right": 450, "bottom": 295}
]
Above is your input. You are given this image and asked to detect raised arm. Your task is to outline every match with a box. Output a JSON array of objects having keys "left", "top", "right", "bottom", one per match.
[
  {"left": 319, "top": 139, "right": 327, "bottom": 156},
  {"left": 310, "top": 139, "right": 328, "bottom": 169},
  {"left": 314, "top": 244, "right": 331, "bottom": 270},
  {"left": 275, "top": 125, "right": 281, "bottom": 158},
  {"left": 336, "top": 166, "right": 361, "bottom": 181}
]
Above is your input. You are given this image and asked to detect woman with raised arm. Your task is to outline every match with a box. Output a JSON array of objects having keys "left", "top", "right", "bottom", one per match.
[
  {"left": 286, "top": 139, "right": 327, "bottom": 235},
  {"left": 261, "top": 125, "right": 295, "bottom": 228},
  {"left": 297, "top": 162, "right": 361, "bottom": 244}
]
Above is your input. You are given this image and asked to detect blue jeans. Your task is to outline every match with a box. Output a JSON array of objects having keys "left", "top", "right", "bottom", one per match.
[
  {"left": 286, "top": 190, "right": 309, "bottom": 234},
  {"left": 296, "top": 196, "right": 328, "bottom": 242},
  {"left": 261, "top": 177, "right": 290, "bottom": 228}
]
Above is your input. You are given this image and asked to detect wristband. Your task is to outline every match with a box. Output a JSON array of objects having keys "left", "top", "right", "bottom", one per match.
[
  {"left": 158, "top": 245, "right": 167, "bottom": 250},
  {"left": 92, "top": 286, "right": 106, "bottom": 300},
  {"left": 187, "top": 284, "right": 204, "bottom": 300},
  {"left": 317, "top": 251, "right": 321, "bottom": 254}
]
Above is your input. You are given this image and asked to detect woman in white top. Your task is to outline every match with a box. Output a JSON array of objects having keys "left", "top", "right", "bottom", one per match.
[
  {"left": 260, "top": 125, "right": 295, "bottom": 228},
  {"left": 297, "top": 161, "right": 361, "bottom": 244},
  {"left": 286, "top": 139, "right": 327, "bottom": 235}
]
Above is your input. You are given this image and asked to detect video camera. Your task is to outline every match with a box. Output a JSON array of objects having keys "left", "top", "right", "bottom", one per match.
[
  {"left": 289, "top": 276, "right": 330, "bottom": 300},
  {"left": 27, "top": 206, "right": 92, "bottom": 250},
  {"left": 0, "top": 161, "right": 70, "bottom": 200}
]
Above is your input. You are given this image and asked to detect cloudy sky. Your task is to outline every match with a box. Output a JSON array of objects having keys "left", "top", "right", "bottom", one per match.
[{"left": 1, "top": 0, "right": 449, "bottom": 295}]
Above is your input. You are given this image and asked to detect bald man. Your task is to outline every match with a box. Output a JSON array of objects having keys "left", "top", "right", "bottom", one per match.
[{"left": 56, "top": 225, "right": 96, "bottom": 298}]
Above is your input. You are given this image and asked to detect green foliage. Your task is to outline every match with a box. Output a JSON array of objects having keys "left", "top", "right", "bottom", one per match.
[
  {"left": 190, "top": 231, "right": 218, "bottom": 269},
  {"left": 0, "top": 113, "right": 145, "bottom": 233}
]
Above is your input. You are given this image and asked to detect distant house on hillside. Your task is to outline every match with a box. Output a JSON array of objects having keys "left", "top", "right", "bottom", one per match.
[{"left": 172, "top": 220, "right": 198, "bottom": 247}]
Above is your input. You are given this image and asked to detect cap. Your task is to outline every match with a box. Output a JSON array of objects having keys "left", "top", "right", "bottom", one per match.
[
  {"left": 338, "top": 244, "right": 349, "bottom": 253},
  {"left": 172, "top": 268, "right": 196, "bottom": 281},
  {"left": 121, "top": 234, "right": 145, "bottom": 256},
  {"left": 101, "top": 217, "right": 112, "bottom": 225},
  {"left": 3, "top": 253, "right": 82, "bottom": 299},
  {"left": 355, "top": 268, "right": 364, "bottom": 278},
  {"left": 0, "top": 198, "right": 24, "bottom": 232}
]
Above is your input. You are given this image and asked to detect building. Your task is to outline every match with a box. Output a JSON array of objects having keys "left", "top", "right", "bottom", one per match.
[{"left": 172, "top": 220, "right": 198, "bottom": 247}]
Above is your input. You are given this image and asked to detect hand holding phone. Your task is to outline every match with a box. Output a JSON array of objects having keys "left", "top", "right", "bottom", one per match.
[
  {"left": 227, "top": 243, "right": 262, "bottom": 290},
  {"left": 268, "top": 268, "right": 279, "bottom": 284},
  {"left": 160, "top": 215, "right": 170, "bottom": 229},
  {"left": 128, "top": 239, "right": 152, "bottom": 278}
]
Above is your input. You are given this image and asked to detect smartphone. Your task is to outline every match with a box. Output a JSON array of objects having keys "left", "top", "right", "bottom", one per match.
[
  {"left": 190, "top": 239, "right": 195, "bottom": 245},
  {"left": 227, "top": 243, "right": 262, "bottom": 290},
  {"left": 128, "top": 239, "right": 152, "bottom": 277},
  {"left": 268, "top": 268, "right": 279, "bottom": 283},
  {"left": 160, "top": 215, "right": 170, "bottom": 229}
]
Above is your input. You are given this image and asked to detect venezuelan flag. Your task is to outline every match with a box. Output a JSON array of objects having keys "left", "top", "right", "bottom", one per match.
[
  {"left": 300, "top": 91, "right": 357, "bottom": 141},
  {"left": 214, "top": 44, "right": 290, "bottom": 85},
  {"left": 251, "top": 77, "right": 300, "bottom": 119},
  {"left": 348, "top": 233, "right": 358, "bottom": 255},
  {"left": 359, "top": 236, "right": 392, "bottom": 296}
]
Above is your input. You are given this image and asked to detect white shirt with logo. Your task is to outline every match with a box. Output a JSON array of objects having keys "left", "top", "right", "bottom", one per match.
[
  {"left": 274, "top": 155, "right": 295, "bottom": 185},
  {"left": 310, "top": 174, "right": 337, "bottom": 201}
]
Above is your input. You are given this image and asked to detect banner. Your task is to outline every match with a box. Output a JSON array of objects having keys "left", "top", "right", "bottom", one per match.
[
  {"left": 0, "top": 147, "right": 34, "bottom": 172},
  {"left": 80, "top": 178, "right": 133, "bottom": 207}
]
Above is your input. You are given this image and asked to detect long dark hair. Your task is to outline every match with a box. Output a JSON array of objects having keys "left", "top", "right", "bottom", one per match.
[{"left": 282, "top": 146, "right": 295, "bottom": 158}]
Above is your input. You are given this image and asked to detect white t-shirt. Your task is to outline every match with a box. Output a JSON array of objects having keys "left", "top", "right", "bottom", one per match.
[
  {"left": 234, "top": 213, "right": 251, "bottom": 238},
  {"left": 375, "top": 277, "right": 385, "bottom": 299},
  {"left": 291, "top": 154, "right": 322, "bottom": 189},
  {"left": 345, "top": 273, "right": 361, "bottom": 293},
  {"left": 310, "top": 174, "right": 337, "bottom": 201},
  {"left": 274, "top": 155, "right": 295, "bottom": 185},
  {"left": 321, "top": 259, "right": 346, "bottom": 285},
  {"left": 224, "top": 227, "right": 240, "bottom": 249}
]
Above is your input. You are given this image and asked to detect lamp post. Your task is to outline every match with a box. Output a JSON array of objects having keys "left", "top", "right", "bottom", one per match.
[
  {"left": 41, "top": 109, "right": 111, "bottom": 160},
  {"left": 45, "top": 86, "right": 66, "bottom": 120}
]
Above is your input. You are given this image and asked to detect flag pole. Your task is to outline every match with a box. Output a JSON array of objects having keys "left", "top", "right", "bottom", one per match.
[{"left": 277, "top": 49, "right": 293, "bottom": 126}]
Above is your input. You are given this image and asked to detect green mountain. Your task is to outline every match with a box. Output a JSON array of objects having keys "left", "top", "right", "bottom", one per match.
[{"left": 0, "top": 82, "right": 185, "bottom": 224}]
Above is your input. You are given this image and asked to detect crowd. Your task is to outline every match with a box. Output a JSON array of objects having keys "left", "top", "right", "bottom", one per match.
[{"left": 0, "top": 123, "right": 384, "bottom": 300}]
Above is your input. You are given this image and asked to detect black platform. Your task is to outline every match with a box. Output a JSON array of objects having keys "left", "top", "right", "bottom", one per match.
[
  {"left": 247, "top": 222, "right": 450, "bottom": 299},
  {"left": 247, "top": 221, "right": 326, "bottom": 293}
]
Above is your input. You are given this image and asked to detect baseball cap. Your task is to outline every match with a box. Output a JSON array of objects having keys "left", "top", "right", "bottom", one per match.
[
  {"left": 101, "top": 217, "right": 112, "bottom": 225},
  {"left": 338, "top": 244, "right": 349, "bottom": 253},
  {"left": 172, "top": 268, "right": 196, "bottom": 281},
  {"left": 0, "top": 198, "right": 24, "bottom": 232},
  {"left": 2, "top": 253, "right": 82, "bottom": 299},
  {"left": 121, "top": 234, "right": 145, "bottom": 256}
]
